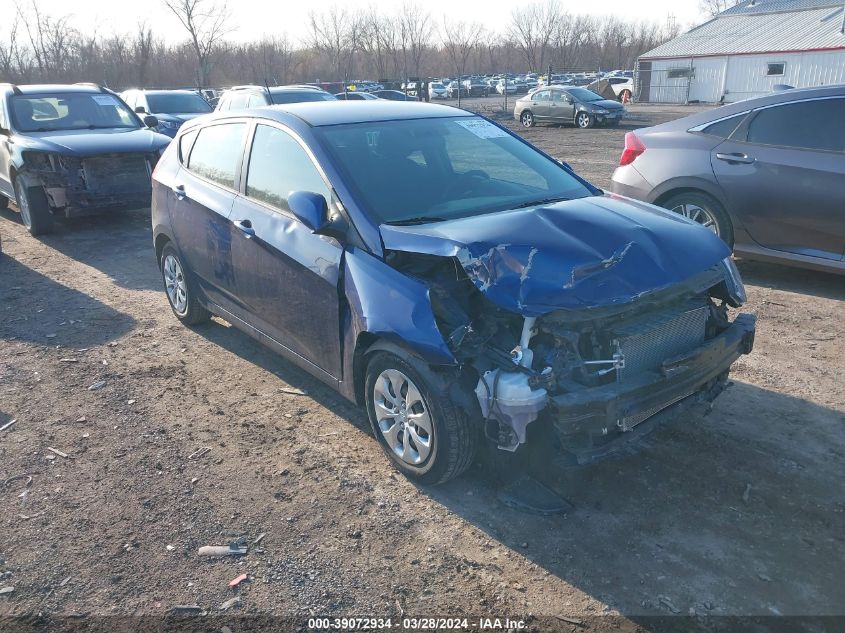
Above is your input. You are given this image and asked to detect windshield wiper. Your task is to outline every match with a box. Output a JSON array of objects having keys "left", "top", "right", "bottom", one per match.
[
  {"left": 385, "top": 216, "right": 450, "bottom": 226},
  {"left": 512, "top": 196, "right": 572, "bottom": 209}
]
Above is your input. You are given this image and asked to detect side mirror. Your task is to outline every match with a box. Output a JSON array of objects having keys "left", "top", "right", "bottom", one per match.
[
  {"left": 143, "top": 114, "right": 159, "bottom": 128},
  {"left": 134, "top": 106, "right": 147, "bottom": 114},
  {"left": 288, "top": 191, "right": 329, "bottom": 233}
]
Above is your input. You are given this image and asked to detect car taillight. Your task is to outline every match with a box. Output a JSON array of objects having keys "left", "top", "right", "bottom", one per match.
[{"left": 619, "top": 132, "right": 645, "bottom": 166}]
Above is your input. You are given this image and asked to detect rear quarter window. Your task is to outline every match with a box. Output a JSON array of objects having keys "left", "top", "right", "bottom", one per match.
[
  {"left": 701, "top": 113, "right": 747, "bottom": 139},
  {"left": 186, "top": 123, "right": 247, "bottom": 188}
]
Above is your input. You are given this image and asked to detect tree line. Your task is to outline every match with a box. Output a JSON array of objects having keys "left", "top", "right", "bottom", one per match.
[{"left": 1, "top": 0, "right": 683, "bottom": 89}]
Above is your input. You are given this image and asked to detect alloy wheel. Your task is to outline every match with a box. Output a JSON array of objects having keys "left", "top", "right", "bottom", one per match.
[
  {"left": 671, "top": 202, "right": 720, "bottom": 236},
  {"left": 576, "top": 113, "right": 591, "bottom": 128},
  {"left": 15, "top": 182, "right": 32, "bottom": 229},
  {"left": 521, "top": 112, "right": 533, "bottom": 128},
  {"left": 163, "top": 254, "right": 188, "bottom": 315},
  {"left": 372, "top": 369, "right": 433, "bottom": 466}
]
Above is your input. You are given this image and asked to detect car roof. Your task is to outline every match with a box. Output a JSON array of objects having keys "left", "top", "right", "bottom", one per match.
[
  {"left": 234, "top": 101, "right": 473, "bottom": 127},
  {"left": 6, "top": 84, "right": 108, "bottom": 95},
  {"left": 652, "top": 84, "right": 845, "bottom": 132}
]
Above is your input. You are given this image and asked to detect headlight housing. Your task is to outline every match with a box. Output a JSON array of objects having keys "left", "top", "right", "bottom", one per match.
[
  {"left": 721, "top": 256, "right": 747, "bottom": 306},
  {"left": 157, "top": 119, "right": 179, "bottom": 130},
  {"left": 22, "top": 151, "right": 55, "bottom": 171}
]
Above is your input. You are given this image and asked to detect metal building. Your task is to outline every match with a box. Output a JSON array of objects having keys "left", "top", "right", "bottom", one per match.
[{"left": 636, "top": 0, "right": 845, "bottom": 103}]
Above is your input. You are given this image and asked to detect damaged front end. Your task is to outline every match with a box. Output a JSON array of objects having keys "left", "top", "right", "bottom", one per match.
[
  {"left": 381, "top": 200, "right": 756, "bottom": 462},
  {"left": 20, "top": 150, "right": 158, "bottom": 216}
]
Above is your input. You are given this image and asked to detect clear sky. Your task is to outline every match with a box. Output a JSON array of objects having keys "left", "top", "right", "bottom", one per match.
[{"left": 9, "top": 0, "right": 707, "bottom": 44}]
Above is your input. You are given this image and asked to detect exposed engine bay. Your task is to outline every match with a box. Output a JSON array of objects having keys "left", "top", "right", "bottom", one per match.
[{"left": 386, "top": 248, "right": 755, "bottom": 459}]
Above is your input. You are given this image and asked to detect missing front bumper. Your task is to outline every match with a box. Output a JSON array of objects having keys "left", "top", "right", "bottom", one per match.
[{"left": 550, "top": 313, "right": 756, "bottom": 464}]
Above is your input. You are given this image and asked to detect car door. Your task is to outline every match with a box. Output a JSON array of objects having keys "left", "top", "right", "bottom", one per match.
[
  {"left": 169, "top": 121, "right": 249, "bottom": 315},
  {"left": 530, "top": 90, "right": 552, "bottom": 121},
  {"left": 228, "top": 122, "right": 343, "bottom": 378},
  {"left": 710, "top": 97, "right": 845, "bottom": 261},
  {"left": 551, "top": 90, "right": 574, "bottom": 123}
]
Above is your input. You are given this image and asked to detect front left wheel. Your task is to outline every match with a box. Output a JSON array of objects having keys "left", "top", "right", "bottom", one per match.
[
  {"left": 575, "top": 111, "right": 594, "bottom": 129},
  {"left": 159, "top": 243, "right": 211, "bottom": 325},
  {"left": 365, "top": 351, "right": 478, "bottom": 485},
  {"left": 15, "top": 177, "right": 53, "bottom": 236}
]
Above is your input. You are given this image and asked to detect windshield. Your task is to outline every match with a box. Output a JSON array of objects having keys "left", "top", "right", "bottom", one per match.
[
  {"left": 565, "top": 88, "right": 604, "bottom": 102},
  {"left": 315, "top": 116, "right": 593, "bottom": 224},
  {"left": 146, "top": 93, "right": 212, "bottom": 114},
  {"left": 10, "top": 93, "right": 140, "bottom": 132},
  {"left": 271, "top": 91, "right": 337, "bottom": 104}
]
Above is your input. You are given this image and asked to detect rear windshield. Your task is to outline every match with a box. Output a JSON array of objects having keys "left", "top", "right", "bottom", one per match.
[
  {"left": 10, "top": 93, "right": 140, "bottom": 132},
  {"left": 146, "top": 93, "right": 212, "bottom": 114},
  {"left": 270, "top": 91, "right": 337, "bottom": 104},
  {"left": 315, "top": 116, "right": 593, "bottom": 224}
]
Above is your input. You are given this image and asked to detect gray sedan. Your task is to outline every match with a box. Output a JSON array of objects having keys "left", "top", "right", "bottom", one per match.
[
  {"left": 514, "top": 86, "right": 625, "bottom": 129},
  {"left": 611, "top": 85, "right": 845, "bottom": 275}
]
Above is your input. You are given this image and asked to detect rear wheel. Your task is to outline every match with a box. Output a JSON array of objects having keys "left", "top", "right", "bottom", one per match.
[
  {"left": 520, "top": 110, "right": 535, "bottom": 128},
  {"left": 14, "top": 177, "right": 53, "bottom": 236},
  {"left": 575, "top": 111, "right": 594, "bottom": 129},
  {"left": 365, "top": 350, "right": 477, "bottom": 484},
  {"left": 662, "top": 191, "right": 734, "bottom": 247},
  {"left": 159, "top": 243, "right": 211, "bottom": 325}
]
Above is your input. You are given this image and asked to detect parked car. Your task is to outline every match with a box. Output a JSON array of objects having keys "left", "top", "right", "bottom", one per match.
[
  {"left": 373, "top": 90, "right": 416, "bottom": 102},
  {"left": 0, "top": 83, "right": 171, "bottom": 236},
  {"left": 610, "top": 85, "right": 845, "bottom": 274},
  {"left": 428, "top": 82, "right": 448, "bottom": 99},
  {"left": 335, "top": 91, "right": 381, "bottom": 101},
  {"left": 494, "top": 79, "right": 517, "bottom": 95},
  {"left": 120, "top": 89, "right": 213, "bottom": 138},
  {"left": 152, "top": 101, "right": 755, "bottom": 483},
  {"left": 515, "top": 86, "right": 625, "bottom": 129},
  {"left": 215, "top": 85, "right": 336, "bottom": 110}
]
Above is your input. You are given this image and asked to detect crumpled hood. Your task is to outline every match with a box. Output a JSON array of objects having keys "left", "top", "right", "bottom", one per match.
[
  {"left": 379, "top": 194, "right": 731, "bottom": 316},
  {"left": 590, "top": 99, "right": 625, "bottom": 111},
  {"left": 20, "top": 128, "right": 171, "bottom": 156}
]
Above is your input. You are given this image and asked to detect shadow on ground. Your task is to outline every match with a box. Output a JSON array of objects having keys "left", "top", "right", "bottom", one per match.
[
  {"left": 0, "top": 206, "right": 159, "bottom": 291},
  {"left": 189, "top": 316, "right": 844, "bottom": 619},
  {"left": 0, "top": 256, "right": 136, "bottom": 346},
  {"left": 737, "top": 258, "right": 845, "bottom": 302}
]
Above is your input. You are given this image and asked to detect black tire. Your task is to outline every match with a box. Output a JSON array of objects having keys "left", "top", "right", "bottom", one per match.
[
  {"left": 365, "top": 350, "right": 478, "bottom": 485},
  {"left": 159, "top": 242, "right": 211, "bottom": 325},
  {"left": 575, "top": 111, "right": 594, "bottom": 129},
  {"left": 661, "top": 191, "right": 734, "bottom": 248},
  {"left": 14, "top": 177, "right": 53, "bottom": 236},
  {"left": 520, "top": 110, "right": 535, "bottom": 128}
]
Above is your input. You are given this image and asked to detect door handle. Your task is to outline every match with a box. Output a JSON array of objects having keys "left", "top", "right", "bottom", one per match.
[
  {"left": 234, "top": 219, "right": 255, "bottom": 238},
  {"left": 172, "top": 184, "right": 186, "bottom": 200},
  {"left": 716, "top": 152, "right": 755, "bottom": 164}
]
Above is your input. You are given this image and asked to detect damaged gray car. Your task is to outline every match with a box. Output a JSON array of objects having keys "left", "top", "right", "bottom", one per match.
[
  {"left": 152, "top": 103, "right": 756, "bottom": 485},
  {"left": 0, "top": 83, "right": 171, "bottom": 235}
]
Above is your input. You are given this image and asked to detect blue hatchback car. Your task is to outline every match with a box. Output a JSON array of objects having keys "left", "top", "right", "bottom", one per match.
[{"left": 152, "top": 102, "right": 756, "bottom": 484}]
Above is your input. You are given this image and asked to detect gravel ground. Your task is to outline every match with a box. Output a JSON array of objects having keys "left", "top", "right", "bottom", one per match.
[{"left": 0, "top": 103, "right": 843, "bottom": 632}]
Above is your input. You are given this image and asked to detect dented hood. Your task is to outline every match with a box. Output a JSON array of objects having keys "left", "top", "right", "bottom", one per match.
[{"left": 379, "top": 194, "right": 731, "bottom": 316}]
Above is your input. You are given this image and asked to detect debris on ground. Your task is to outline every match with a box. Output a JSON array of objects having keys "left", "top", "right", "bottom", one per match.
[
  {"left": 59, "top": 358, "right": 79, "bottom": 363},
  {"left": 555, "top": 615, "right": 583, "bottom": 625},
  {"left": 228, "top": 573, "right": 248, "bottom": 588},
  {"left": 0, "top": 420, "right": 17, "bottom": 433},
  {"left": 0, "top": 587, "right": 14, "bottom": 596},
  {"left": 219, "top": 596, "right": 241, "bottom": 611},
  {"left": 47, "top": 447, "right": 70, "bottom": 459},
  {"left": 658, "top": 595, "right": 681, "bottom": 614},
  {"left": 188, "top": 447, "right": 211, "bottom": 460},
  {"left": 4, "top": 474, "right": 33, "bottom": 488},
  {"left": 127, "top": 399, "right": 136, "bottom": 405},
  {"left": 280, "top": 387, "right": 307, "bottom": 396},
  {"left": 197, "top": 543, "right": 248, "bottom": 557},
  {"left": 170, "top": 605, "right": 203, "bottom": 614},
  {"left": 252, "top": 533, "right": 266, "bottom": 545},
  {"left": 87, "top": 381, "right": 106, "bottom": 391}
]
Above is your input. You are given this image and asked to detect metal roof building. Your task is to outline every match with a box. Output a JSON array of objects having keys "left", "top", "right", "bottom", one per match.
[{"left": 636, "top": 0, "right": 845, "bottom": 103}]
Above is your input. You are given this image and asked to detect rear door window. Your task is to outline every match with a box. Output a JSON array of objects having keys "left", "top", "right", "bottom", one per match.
[
  {"left": 746, "top": 98, "right": 845, "bottom": 152},
  {"left": 186, "top": 123, "right": 247, "bottom": 189},
  {"left": 245, "top": 124, "right": 331, "bottom": 212}
]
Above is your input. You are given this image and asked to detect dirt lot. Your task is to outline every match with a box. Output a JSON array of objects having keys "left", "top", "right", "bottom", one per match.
[{"left": 1, "top": 104, "right": 843, "bottom": 631}]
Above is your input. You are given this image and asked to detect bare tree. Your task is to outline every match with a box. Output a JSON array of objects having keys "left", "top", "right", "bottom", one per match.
[
  {"left": 510, "top": 0, "right": 561, "bottom": 73},
  {"left": 440, "top": 18, "right": 483, "bottom": 104},
  {"left": 309, "top": 6, "right": 361, "bottom": 84},
  {"left": 0, "top": 17, "right": 24, "bottom": 80},
  {"left": 699, "top": 0, "right": 741, "bottom": 18},
  {"left": 398, "top": 3, "right": 432, "bottom": 78},
  {"left": 163, "top": 0, "right": 233, "bottom": 87}
]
